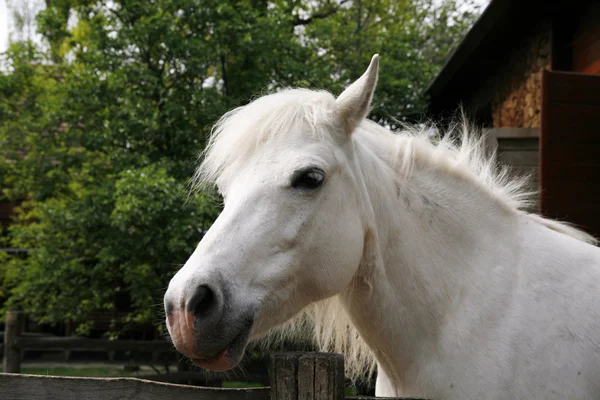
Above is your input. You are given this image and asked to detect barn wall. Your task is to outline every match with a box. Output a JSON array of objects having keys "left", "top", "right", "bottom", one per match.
[
  {"left": 497, "top": 138, "right": 539, "bottom": 212},
  {"left": 573, "top": 3, "right": 600, "bottom": 74},
  {"left": 458, "top": 21, "right": 553, "bottom": 128},
  {"left": 540, "top": 70, "right": 600, "bottom": 238},
  {"left": 485, "top": 128, "right": 540, "bottom": 213},
  {"left": 488, "top": 21, "right": 552, "bottom": 128}
]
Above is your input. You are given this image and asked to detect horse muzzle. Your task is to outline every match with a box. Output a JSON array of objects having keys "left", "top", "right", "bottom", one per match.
[{"left": 164, "top": 282, "right": 254, "bottom": 371}]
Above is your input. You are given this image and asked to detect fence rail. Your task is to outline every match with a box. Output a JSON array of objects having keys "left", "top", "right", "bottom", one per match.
[
  {"left": 0, "top": 373, "right": 270, "bottom": 400},
  {"left": 1, "top": 353, "right": 425, "bottom": 400},
  {"left": 2, "top": 311, "right": 175, "bottom": 373},
  {"left": 2, "top": 311, "right": 270, "bottom": 387},
  {"left": 14, "top": 336, "right": 173, "bottom": 352},
  {"left": 2, "top": 311, "right": 425, "bottom": 400}
]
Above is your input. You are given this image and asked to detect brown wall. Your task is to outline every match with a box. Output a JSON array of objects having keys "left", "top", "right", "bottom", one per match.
[
  {"left": 488, "top": 22, "right": 552, "bottom": 128},
  {"left": 573, "top": 3, "right": 600, "bottom": 74},
  {"left": 541, "top": 70, "right": 600, "bottom": 237},
  {"left": 485, "top": 129, "right": 540, "bottom": 212},
  {"left": 461, "top": 22, "right": 551, "bottom": 211}
]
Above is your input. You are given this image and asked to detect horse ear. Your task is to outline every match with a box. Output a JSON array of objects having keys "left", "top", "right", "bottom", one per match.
[{"left": 335, "top": 54, "right": 379, "bottom": 135}]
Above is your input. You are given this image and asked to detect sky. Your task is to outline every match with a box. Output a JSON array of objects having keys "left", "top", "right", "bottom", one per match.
[
  {"left": 0, "top": 0, "right": 8, "bottom": 52},
  {"left": 0, "top": 0, "right": 491, "bottom": 53}
]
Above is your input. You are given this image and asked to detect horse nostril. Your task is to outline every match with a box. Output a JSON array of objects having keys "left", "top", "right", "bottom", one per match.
[{"left": 187, "top": 284, "right": 216, "bottom": 317}]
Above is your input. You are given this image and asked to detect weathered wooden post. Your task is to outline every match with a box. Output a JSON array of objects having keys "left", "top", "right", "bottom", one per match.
[
  {"left": 271, "top": 352, "right": 345, "bottom": 400},
  {"left": 3, "top": 311, "right": 23, "bottom": 373}
]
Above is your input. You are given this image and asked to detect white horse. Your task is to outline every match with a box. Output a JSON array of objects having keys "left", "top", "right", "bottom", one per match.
[{"left": 164, "top": 55, "right": 600, "bottom": 399}]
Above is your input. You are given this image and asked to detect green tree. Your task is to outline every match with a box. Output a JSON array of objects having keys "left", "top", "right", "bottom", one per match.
[{"left": 0, "top": 0, "right": 480, "bottom": 335}]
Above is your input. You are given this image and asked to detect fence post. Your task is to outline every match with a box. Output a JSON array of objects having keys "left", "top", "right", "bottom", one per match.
[
  {"left": 271, "top": 352, "right": 345, "bottom": 400},
  {"left": 3, "top": 311, "right": 23, "bottom": 373}
]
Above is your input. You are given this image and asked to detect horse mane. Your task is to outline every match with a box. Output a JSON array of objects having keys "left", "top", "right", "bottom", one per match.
[
  {"left": 366, "top": 119, "right": 595, "bottom": 246},
  {"left": 194, "top": 88, "right": 597, "bottom": 382}
]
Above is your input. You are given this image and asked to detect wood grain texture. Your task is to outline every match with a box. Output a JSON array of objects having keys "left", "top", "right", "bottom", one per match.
[
  {"left": 297, "top": 355, "right": 315, "bottom": 400},
  {"left": 541, "top": 70, "right": 600, "bottom": 238},
  {"left": 138, "top": 370, "right": 269, "bottom": 385},
  {"left": 490, "top": 22, "right": 551, "bottom": 128},
  {"left": 497, "top": 150, "right": 539, "bottom": 166},
  {"left": 271, "top": 352, "right": 346, "bottom": 400},
  {"left": 2, "top": 311, "right": 23, "bottom": 373},
  {"left": 0, "top": 373, "right": 270, "bottom": 400},
  {"left": 495, "top": 137, "right": 540, "bottom": 212},
  {"left": 14, "top": 336, "right": 174, "bottom": 352},
  {"left": 298, "top": 353, "right": 344, "bottom": 400},
  {"left": 271, "top": 352, "right": 303, "bottom": 400},
  {"left": 483, "top": 127, "right": 540, "bottom": 139}
]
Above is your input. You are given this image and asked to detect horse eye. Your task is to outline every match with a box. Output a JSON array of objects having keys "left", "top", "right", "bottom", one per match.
[{"left": 291, "top": 168, "right": 325, "bottom": 190}]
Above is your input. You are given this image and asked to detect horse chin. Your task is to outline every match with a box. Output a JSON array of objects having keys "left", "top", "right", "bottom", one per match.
[
  {"left": 167, "top": 310, "right": 254, "bottom": 372},
  {"left": 190, "top": 318, "right": 252, "bottom": 372},
  {"left": 190, "top": 340, "right": 246, "bottom": 371}
]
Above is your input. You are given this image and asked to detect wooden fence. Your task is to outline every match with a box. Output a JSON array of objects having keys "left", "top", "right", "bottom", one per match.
[
  {"left": 1, "top": 311, "right": 425, "bottom": 399},
  {"left": 2, "top": 311, "right": 174, "bottom": 373},
  {"left": 2, "top": 311, "right": 269, "bottom": 386},
  {"left": 1, "top": 351, "right": 426, "bottom": 400}
]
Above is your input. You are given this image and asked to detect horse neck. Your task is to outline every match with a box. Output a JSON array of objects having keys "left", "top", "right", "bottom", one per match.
[{"left": 341, "top": 131, "right": 521, "bottom": 389}]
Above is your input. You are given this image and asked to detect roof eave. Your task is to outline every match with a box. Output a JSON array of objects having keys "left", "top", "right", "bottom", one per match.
[{"left": 424, "top": 0, "right": 514, "bottom": 98}]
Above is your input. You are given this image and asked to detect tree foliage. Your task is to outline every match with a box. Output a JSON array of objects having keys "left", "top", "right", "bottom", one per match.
[{"left": 0, "top": 0, "right": 480, "bottom": 335}]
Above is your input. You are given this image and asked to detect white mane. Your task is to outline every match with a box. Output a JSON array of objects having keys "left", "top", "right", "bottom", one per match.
[
  {"left": 194, "top": 89, "right": 337, "bottom": 187},
  {"left": 194, "top": 88, "right": 597, "bottom": 381}
]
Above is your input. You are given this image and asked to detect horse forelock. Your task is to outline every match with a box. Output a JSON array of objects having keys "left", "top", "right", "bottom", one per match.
[{"left": 193, "top": 88, "right": 337, "bottom": 189}]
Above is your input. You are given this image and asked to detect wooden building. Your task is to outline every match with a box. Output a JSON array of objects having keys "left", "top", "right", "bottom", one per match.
[{"left": 426, "top": 0, "right": 600, "bottom": 238}]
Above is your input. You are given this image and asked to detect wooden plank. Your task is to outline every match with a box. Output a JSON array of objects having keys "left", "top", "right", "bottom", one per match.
[
  {"left": 297, "top": 355, "right": 315, "bottom": 400},
  {"left": 541, "top": 69, "right": 600, "bottom": 237},
  {"left": 0, "top": 373, "right": 269, "bottom": 400},
  {"left": 545, "top": 70, "right": 600, "bottom": 105},
  {"left": 539, "top": 70, "right": 552, "bottom": 219},
  {"left": 313, "top": 354, "right": 344, "bottom": 400},
  {"left": 497, "top": 150, "right": 539, "bottom": 167},
  {"left": 543, "top": 162, "right": 600, "bottom": 182},
  {"left": 484, "top": 127, "right": 540, "bottom": 138},
  {"left": 542, "top": 143, "right": 600, "bottom": 159},
  {"left": 139, "top": 371, "right": 269, "bottom": 386},
  {"left": 3, "top": 311, "right": 23, "bottom": 373},
  {"left": 271, "top": 352, "right": 303, "bottom": 400},
  {"left": 491, "top": 136, "right": 540, "bottom": 212},
  {"left": 542, "top": 202, "right": 600, "bottom": 217},
  {"left": 271, "top": 352, "right": 346, "bottom": 400},
  {"left": 297, "top": 353, "right": 344, "bottom": 400},
  {"left": 496, "top": 138, "right": 538, "bottom": 151},
  {"left": 540, "top": 181, "right": 600, "bottom": 198},
  {"left": 15, "top": 336, "right": 174, "bottom": 352},
  {"left": 541, "top": 104, "right": 600, "bottom": 141}
]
